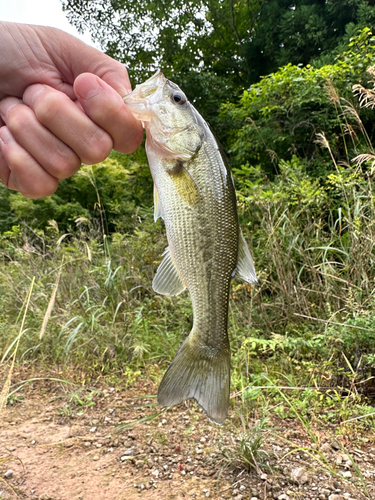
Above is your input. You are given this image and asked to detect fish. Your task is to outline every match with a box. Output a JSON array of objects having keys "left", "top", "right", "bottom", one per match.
[{"left": 124, "top": 71, "right": 257, "bottom": 424}]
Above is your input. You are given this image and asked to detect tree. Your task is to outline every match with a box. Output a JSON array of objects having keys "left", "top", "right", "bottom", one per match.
[{"left": 61, "top": 0, "right": 375, "bottom": 129}]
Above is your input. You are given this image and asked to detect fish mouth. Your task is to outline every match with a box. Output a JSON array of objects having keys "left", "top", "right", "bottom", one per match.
[{"left": 123, "top": 70, "right": 166, "bottom": 121}]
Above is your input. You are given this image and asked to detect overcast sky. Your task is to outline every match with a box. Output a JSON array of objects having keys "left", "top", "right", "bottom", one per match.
[{"left": 0, "top": 0, "right": 99, "bottom": 49}]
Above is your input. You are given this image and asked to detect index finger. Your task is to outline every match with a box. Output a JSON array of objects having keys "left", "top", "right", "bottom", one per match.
[{"left": 74, "top": 73, "right": 143, "bottom": 154}]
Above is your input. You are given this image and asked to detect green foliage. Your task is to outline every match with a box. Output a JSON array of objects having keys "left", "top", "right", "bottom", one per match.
[
  {"left": 61, "top": 0, "right": 375, "bottom": 88},
  {"left": 222, "top": 28, "right": 375, "bottom": 175},
  {"left": 60, "top": 1, "right": 375, "bottom": 132},
  {"left": 0, "top": 150, "right": 152, "bottom": 235},
  {"left": 3, "top": 7, "right": 375, "bottom": 434}
]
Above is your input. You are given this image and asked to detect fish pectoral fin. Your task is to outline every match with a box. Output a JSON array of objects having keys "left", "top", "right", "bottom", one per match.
[
  {"left": 169, "top": 164, "right": 201, "bottom": 208},
  {"left": 235, "top": 229, "right": 258, "bottom": 285},
  {"left": 157, "top": 333, "right": 231, "bottom": 425},
  {"left": 153, "top": 183, "right": 163, "bottom": 221},
  {"left": 152, "top": 247, "right": 186, "bottom": 296}
]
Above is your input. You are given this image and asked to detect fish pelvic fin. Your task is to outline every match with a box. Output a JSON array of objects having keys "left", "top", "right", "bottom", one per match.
[
  {"left": 157, "top": 334, "right": 230, "bottom": 424},
  {"left": 152, "top": 247, "right": 186, "bottom": 296}
]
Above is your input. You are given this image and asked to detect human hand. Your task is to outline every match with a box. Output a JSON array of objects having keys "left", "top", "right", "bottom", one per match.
[{"left": 0, "top": 22, "right": 143, "bottom": 198}]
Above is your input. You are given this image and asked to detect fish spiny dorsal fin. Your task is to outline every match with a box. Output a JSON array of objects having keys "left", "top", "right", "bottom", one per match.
[
  {"left": 153, "top": 183, "right": 163, "bottom": 222},
  {"left": 236, "top": 230, "right": 258, "bottom": 284},
  {"left": 152, "top": 247, "right": 186, "bottom": 296}
]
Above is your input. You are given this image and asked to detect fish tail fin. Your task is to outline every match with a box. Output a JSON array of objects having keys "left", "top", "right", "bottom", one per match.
[{"left": 157, "top": 333, "right": 230, "bottom": 424}]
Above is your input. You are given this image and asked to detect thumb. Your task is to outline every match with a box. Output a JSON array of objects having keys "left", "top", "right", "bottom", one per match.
[{"left": 67, "top": 41, "right": 132, "bottom": 97}]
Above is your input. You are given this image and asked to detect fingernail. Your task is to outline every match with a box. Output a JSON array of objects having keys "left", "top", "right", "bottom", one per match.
[
  {"left": 0, "top": 97, "right": 22, "bottom": 121},
  {"left": 75, "top": 75, "right": 102, "bottom": 100},
  {"left": 0, "top": 127, "right": 14, "bottom": 144}
]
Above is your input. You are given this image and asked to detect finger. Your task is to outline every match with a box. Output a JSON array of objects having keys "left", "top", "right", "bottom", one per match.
[
  {"left": 23, "top": 84, "right": 113, "bottom": 165},
  {"left": 74, "top": 73, "right": 143, "bottom": 154},
  {"left": 0, "top": 97, "right": 81, "bottom": 180},
  {"left": 0, "top": 140, "right": 10, "bottom": 187},
  {"left": 0, "top": 126, "right": 58, "bottom": 198}
]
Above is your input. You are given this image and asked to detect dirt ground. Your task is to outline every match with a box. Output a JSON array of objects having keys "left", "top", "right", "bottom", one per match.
[{"left": 1, "top": 375, "right": 375, "bottom": 500}]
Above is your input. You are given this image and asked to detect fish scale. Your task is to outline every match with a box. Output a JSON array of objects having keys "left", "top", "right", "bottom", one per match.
[{"left": 124, "top": 70, "right": 257, "bottom": 423}]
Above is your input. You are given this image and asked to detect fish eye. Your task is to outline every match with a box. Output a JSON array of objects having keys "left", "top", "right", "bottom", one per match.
[{"left": 171, "top": 92, "right": 186, "bottom": 105}]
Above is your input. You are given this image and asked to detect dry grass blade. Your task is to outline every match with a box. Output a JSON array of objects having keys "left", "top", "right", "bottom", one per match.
[
  {"left": 0, "top": 277, "right": 35, "bottom": 412},
  {"left": 315, "top": 132, "right": 341, "bottom": 174},
  {"left": 326, "top": 79, "right": 340, "bottom": 105},
  {"left": 352, "top": 83, "right": 375, "bottom": 109},
  {"left": 0, "top": 475, "right": 18, "bottom": 497},
  {"left": 352, "top": 153, "right": 375, "bottom": 172},
  {"left": 40, "top": 257, "right": 64, "bottom": 339},
  {"left": 315, "top": 132, "right": 330, "bottom": 150}
]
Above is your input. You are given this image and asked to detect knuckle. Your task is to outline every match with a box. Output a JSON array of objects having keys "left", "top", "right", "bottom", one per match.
[
  {"left": 34, "top": 91, "right": 62, "bottom": 124},
  {"left": 21, "top": 178, "right": 59, "bottom": 199},
  {"left": 6, "top": 105, "right": 33, "bottom": 136},
  {"left": 82, "top": 130, "right": 112, "bottom": 164},
  {"left": 52, "top": 150, "right": 81, "bottom": 179}
]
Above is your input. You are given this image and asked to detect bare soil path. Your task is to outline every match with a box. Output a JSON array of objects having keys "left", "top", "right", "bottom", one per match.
[{"left": 1, "top": 374, "right": 374, "bottom": 500}]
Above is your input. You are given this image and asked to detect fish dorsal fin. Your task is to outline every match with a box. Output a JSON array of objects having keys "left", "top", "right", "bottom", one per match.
[
  {"left": 153, "top": 183, "right": 163, "bottom": 222},
  {"left": 153, "top": 247, "right": 186, "bottom": 296},
  {"left": 236, "top": 230, "right": 258, "bottom": 284},
  {"left": 169, "top": 163, "right": 201, "bottom": 208}
]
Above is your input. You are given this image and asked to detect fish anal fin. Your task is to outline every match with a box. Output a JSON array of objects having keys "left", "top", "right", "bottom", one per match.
[
  {"left": 169, "top": 163, "right": 201, "bottom": 207},
  {"left": 153, "top": 183, "right": 163, "bottom": 222},
  {"left": 236, "top": 230, "right": 258, "bottom": 284},
  {"left": 152, "top": 247, "right": 186, "bottom": 296},
  {"left": 157, "top": 333, "right": 230, "bottom": 424}
]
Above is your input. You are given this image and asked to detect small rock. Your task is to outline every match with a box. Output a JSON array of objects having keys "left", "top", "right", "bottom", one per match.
[
  {"left": 93, "top": 455, "right": 99, "bottom": 461},
  {"left": 320, "top": 443, "right": 331, "bottom": 453},
  {"left": 278, "top": 495, "right": 289, "bottom": 500},
  {"left": 122, "top": 447, "right": 135, "bottom": 456},
  {"left": 321, "top": 489, "right": 331, "bottom": 495},
  {"left": 331, "top": 441, "right": 340, "bottom": 451},
  {"left": 340, "top": 470, "right": 352, "bottom": 478},
  {"left": 90, "top": 427, "right": 97, "bottom": 433},
  {"left": 250, "top": 498, "right": 259, "bottom": 500},
  {"left": 290, "top": 467, "right": 309, "bottom": 485},
  {"left": 4, "top": 470, "right": 14, "bottom": 479},
  {"left": 328, "top": 495, "right": 343, "bottom": 500}
]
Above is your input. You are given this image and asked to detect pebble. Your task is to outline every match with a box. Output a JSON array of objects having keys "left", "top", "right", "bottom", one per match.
[
  {"left": 340, "top": 470, "right": 352, "bottom": 478},
  {"left": 93, "top": 455, "right": 99, "bottom": 461},
  {"left": 320, "top": 443, "right": 331, "bottom": 453},
  {"left": 328, "top": 495, "right": 343, "bottom": 500},
  {"left": 4, "top": 470, "right": 14, "bottom": 479},
  {"left": 290, "top": 467, "right": 309, "bottom": 485}
]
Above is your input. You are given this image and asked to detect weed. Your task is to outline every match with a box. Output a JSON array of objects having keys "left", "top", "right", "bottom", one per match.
[{"left": 218, "top": 415, "right": 270, "bottom": 474}]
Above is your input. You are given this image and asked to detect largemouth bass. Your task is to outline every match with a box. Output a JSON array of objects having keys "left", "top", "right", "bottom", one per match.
[{"left": 124, "top": 71, "right": 257, "bottom": 423}]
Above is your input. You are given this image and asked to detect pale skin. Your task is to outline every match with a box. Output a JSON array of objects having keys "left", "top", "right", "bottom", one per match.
[{"left": 0, "top": 21, "right": 143, "bottom": 199}]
